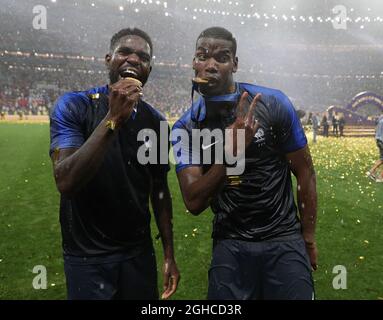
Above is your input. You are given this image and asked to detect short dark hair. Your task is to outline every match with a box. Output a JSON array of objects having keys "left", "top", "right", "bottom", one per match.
[
  {"left": 110, "top": 28, "right": 153, "bottom": 56},
  {"left": 196, "top": 27, "right": 237, "bottom": 56}
]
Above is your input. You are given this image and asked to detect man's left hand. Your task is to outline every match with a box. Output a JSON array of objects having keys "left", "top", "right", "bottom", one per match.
[
  {"left": 161, "top": 258, "right": 180, "bottom": 299},
  {"left": 305, "top": 241, "right": 318, "bottom": 271}
]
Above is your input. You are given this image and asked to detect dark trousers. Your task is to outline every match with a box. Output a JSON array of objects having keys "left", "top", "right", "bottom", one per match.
[
  {"left": 64, "top": 245, "right": 158, "bottom": 300},
  {"left": 208, "top": 238, "right": 314, "bottom": 300}
]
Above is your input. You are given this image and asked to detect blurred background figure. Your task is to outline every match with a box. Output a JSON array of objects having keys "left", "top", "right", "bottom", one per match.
[
  {"left": 332, "top": 111, "right": 339, "bottom": 137},
  {"left": 321, "top": 113, "right": 329, "bottom": 137},
  {"left": 367, "top": 114, "right": 383, "bottom": 182},
  {"left": 339, "top": 113, "right": 346, "bottom": 137},
  {"left": 312, "top": 112, "right": 320, "bottom": 143}
]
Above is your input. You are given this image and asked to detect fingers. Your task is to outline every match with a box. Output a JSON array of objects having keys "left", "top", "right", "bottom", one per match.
[
  {"left": 116, "top": 86, "right": 142, "bottom": 98},
  {"left": 110, "top": 77, "right": 143, "bottom": 98},
  {"left": 311, "top": 257, "right": 318, "bottom": 271},
  {"left": 311, "top": 256, "right": 318, "bottom": 271},
  {"left": 110, "top": 85, "right": 142, "bottom": 111},
  {"left": 252, "top": 118, "right": 260, "bottom": 134},
  {"left": 161, "top": 274, "right": 180, "bottom": 300},
  {"left": 162, "top": 273, "right": 170, "bottom": 299},
  {"left": 112, "top": 84, "right": 142, "bottom": 97},
  {"left": 161, "top": 261, "right": 180, "bottom": 300},
  {"left": 236, "top": 91, "right": 249, "bottom": 118},
  {"left": 245, "top": 93, "right": 262, "bottom": 127},
  {"left": 161, "top": 277, "right": 173, "bottom": 300},
  {"left": 169, "top": 276, "right": 178, "bottom": 298},
  {"left": 120, "top": 81, "right": 143, "bottom": 96},
  {"left": 306, "top": 244, "right": 318, "bottom": 271}
]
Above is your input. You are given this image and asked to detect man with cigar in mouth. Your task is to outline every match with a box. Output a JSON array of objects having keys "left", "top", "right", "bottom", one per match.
[
  {"left": 50, "top": 28, "right": 179, "bottom": 300},
  {"left": 172, "top": 27, "right": 317, "bottom": 299}
]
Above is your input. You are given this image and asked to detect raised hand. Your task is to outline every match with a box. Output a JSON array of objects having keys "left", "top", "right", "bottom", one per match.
[
  {"left": 107, "top": 77, "right": 143, "bottom": 128},
  {"left": 225, "top": 92, "right": 262, "bottom": 157}
]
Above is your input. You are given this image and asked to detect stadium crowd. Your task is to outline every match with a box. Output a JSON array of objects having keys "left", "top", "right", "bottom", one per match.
[
  {"left": 1, "top": 54, "right": 381, "bottom": 119},
  {"left": 1, "top": 0, "right": 382, "bottom": 118}
]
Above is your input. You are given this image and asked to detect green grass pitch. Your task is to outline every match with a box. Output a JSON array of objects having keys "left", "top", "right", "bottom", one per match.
[{"left": 0, "top": 123, "right": 382, "bottom": 299}]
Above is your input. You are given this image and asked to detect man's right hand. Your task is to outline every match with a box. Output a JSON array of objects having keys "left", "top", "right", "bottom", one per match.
[
  {"left": 107, "top": 77, "right": 143, "bottom": 127},
  {"left": 224, "top": 92, "right": 262, "bottom": 157}
]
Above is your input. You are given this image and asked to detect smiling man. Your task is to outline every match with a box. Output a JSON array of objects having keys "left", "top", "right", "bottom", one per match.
[
  {"left": 49, "top": 28, "right": 179, "bottom": 300},
  {"left": 172, "top": 27, "right": 317, "bottom": 300}
]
